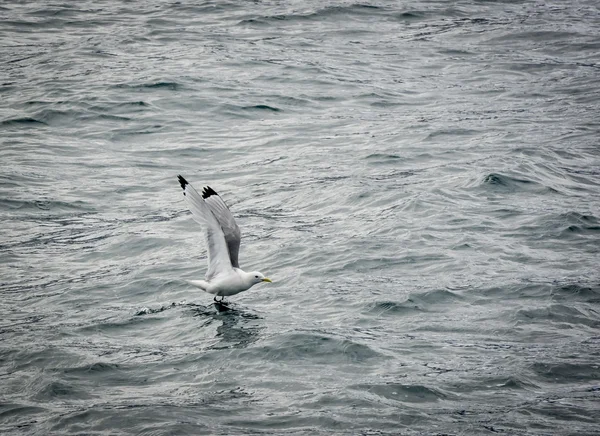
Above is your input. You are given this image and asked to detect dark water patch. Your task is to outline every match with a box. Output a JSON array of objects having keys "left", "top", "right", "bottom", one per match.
[
  {"left": 0, "top": 82, "right": 15, "bottom": 93},
  {"left": 487, "top": 30, "right": 585, "bottom": 45},
  {"left": 476, "top": 283, "right": 550, "bottom": 300},
  {"left": 145, "top": 17, "right": 179, "bottom": 27},
  {"left": 365, "top": 168, "right": 416, "bottom": 182},
  {"left": 483, "top": 172, "right": 531, "bottom": 187},
  {"left": 241, "top": 104, "right": 281, "bottom": 112},
  {"left": 352, "top": 382, "right": 449, "bottom": 403},
  {"left": 135, "top": 146, "right": 211, "bottom": 157},
  {"left": 395, "top": 11, "right": 427, "bottom": 21},
  {"left": 25, "top": 5, "right": 100, "bottom": 18},
  {"left": 203, "top": 411, "right": 345, "bottom": 434},
  {"left": 80, "top": 100, "right": 150, "bottom": 117},
  {"left": 34, "top": 380, "right": 93, "bottom": 401},
  {"left": 480, "top": 172, "right": 558, "bottom": 194},
  {"left": 0, "top": 198, "right": 91, "bottom": 213},
  {"left": 523, "top": 397, "right": 600, "bottom": 428},
  {"left": 368, "top": 290, "right": 465, "bottom": 318},
  {"left": 0, "top": 117, "right": 47, "bottom": 127},
  {"left": 24, "top": 99, "right": 77, "bottom": 107},
  {"left": 114, "top": 81, "right": 182, "bottom": 91},
  {"left": 120, "top": 100, "right": 148, "bottom": 107},
  {"left": 109, "top": 124, "right": 166, "bottom": 137},
  {"left": 28, "top": 108, "right": 82, "bottom": 126},
  {"left": 494, "top": 376, "right": 540, "bottom": 390},
  {"left": 425, "top": 128, "right": 480, "bottom": 140},
  {"left": 248, "top": 332, "right": 382, "bottom": 364},
  {"left": 0, "top": 313, "right": 50, "bottom": 335},
  {"left": 369, "top": 100, "right": 409, "bottom": 108},
  {"left": 551, "top": 283, "right": 600, "bottom": 303},
  {"left": 412, "top": 288, "right": 464, "bottom": 305},
  {"left": 95, "top": 113, "right": 132, "bottom": 122},
  {"left": 452, "top": 375, "right": 540, "bottom": 393},
  {"left": 530, "top": 362, "right": 600, "bottom": 384},
  {"left": 243, "top": 3, "right": 385, "bottom": 25},
  {"left": 0, "top": 403, "right": 49, "bottom": 432},
  {"left": 508, "top": 212, "right": 600, "bottom": 243},
  {"left": 515, "top": 304, "right": 600, "bottom": 328},
  {"left": 60, "top": 362, "right": 122, "bottom": 377},
  {"left": 77, "top": 314, "right": 168, "bottom": 335},
  {"left": 364, "top": 153, "right": 403, "bottom": 165},
  {"left": 1, "top": 18, "right": 70, "bottom": 30},
  {"left": 556, "top": 212, "right": 600, "bottom": 236},
  {"left": 46, "top": 403, "right": 217, "bottom": 435},
  {"left": 368, "top": 300, "right": 426, "bottom": 316}
]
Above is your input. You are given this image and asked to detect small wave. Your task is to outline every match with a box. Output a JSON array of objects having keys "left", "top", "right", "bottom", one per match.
[
  {"left": 10, "top": 108, "right": 84, "bottom": 126},
  {"left": 551, "top": 283, "right": 600, "bottom": 303},
  {"left": 239, "top": 3, "right": 384, "bottom": 25},
  {"left": 530, "top": 361, "right": 600, "bottom": 383},
  {"left": 365, "top": 153, "right": 404, "bottom": 166},
  {"left": 493, "top": 376, "right": 540, "bottom": 390},
  {"left": 247, "top": 332, "right": 382, "bottom": 363},
  {"left": 367, "top": 289, "right": 465, "bottom": 318},
  {"left": 510, "top": 211, "right": 600, "bottom": 241},
  {"left": 61, "top": 362, "right": 121, "bottom": 375},
  {"left": 0, "top": 198, "right": 92, "bottom": 214},
  {"left": 414, "top": 288, "right": 464, "bottom": 305},
  {"left": 0, "top": 117, "right": 47, "bottom": 127},
  {"left": 556, "top": 212, "right": 600, "bottom": 236},
  {"left": 515, "top": 304, "right": 599, "bottom": 328},
  {"left": 241, "top": 104, "right": 281, "bottom": 112},
  {"left": 484, "top": 173, "right": 533, "bottom": 187},
  {"left": 352, "top": 382, "right": 449, "bottom": 403},
  {"left": 368, "top": 300, "right": 426, "bottom": 316},
  {"left": 0, "top": 403, "right": 48, "bottom": 423},
  {"left": 34, "top": 380, "right": 92, "bottom": 401},
  {"left": 480, "top": 172, "right": 558, "bottom": 194},
  {"left": 218, "top": 103, "right": 283, "bottom": 118},
  {"left": 395, "top": 11, "right": 426, "bottom": 20},
  {"left": 425, "top": 128, "right": 480, "bottom": 139},
  {"left": 114, "top": 81, "right": 181, "bottom": 91},
  {"left": 453, "top": 375, "right": 539, "bottom": 393}
]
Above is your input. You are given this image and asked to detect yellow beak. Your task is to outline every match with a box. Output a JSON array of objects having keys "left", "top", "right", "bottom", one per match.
[{"left": 262, "top": 277, "right": 272, "bottom": 283}]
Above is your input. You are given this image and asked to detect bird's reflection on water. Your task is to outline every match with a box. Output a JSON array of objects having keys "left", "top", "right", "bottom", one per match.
[{"left": 189, "top": 302, "right": 264, "bottom": 350}]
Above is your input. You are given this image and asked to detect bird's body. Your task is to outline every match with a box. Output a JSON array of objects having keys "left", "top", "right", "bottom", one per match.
[
  {"left": 188, "top": 268, "right": 262, "bottom": 297},
  {"left": 177, "top": 175, "right": 271, "bottom": 302}
]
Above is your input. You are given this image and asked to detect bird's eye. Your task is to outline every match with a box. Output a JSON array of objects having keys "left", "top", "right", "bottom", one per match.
[{"left": 255, "top": 275, "right": 259, "bottom": 278}]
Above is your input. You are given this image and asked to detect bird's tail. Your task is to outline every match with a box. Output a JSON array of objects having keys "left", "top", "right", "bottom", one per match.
[{"left": 187, "top": 280, "right": 210, "bottom": 292}]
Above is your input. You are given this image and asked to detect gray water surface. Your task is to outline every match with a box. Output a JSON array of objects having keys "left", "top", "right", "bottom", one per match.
[{"left": 1, "top": 0, "right": 600, "bottom": 434}]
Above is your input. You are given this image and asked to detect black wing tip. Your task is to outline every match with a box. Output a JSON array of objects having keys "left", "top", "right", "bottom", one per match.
[
  {"left": 202, "top": 186, "right": 218, "bottom": 199},
  {"left": 177, "top": 175, "right": 188, "bottom": 190}
]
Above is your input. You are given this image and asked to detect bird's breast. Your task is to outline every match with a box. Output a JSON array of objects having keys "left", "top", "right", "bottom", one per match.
[{"left": 211, "top": 271, "right": 251, "bottom": 297}]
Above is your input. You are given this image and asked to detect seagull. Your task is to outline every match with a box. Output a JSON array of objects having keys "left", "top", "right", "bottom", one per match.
[{"left": 177, "top": 175, "right": 272, "bottom": 304}]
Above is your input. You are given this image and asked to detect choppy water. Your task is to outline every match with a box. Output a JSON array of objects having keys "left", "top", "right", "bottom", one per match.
[{"left": 2, "top": 0, "right": 600, "bottom": 434}]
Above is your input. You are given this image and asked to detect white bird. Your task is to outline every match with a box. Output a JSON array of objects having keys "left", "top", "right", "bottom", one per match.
[{"left": 177, "top": 175, "right": 272, "bottom": 303}]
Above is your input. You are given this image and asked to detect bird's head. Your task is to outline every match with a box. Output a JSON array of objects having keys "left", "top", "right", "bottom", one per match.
[{"left": 247, "top": 271, "right": 272, "bottom": 286}]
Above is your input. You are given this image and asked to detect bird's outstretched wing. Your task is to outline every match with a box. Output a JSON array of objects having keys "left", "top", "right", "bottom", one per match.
[
  {"left": 177, "top": 175, "right": 233, "bottom": 279},
  {"left": 201, "top": 186, "right": 242, "bottom": 268}
]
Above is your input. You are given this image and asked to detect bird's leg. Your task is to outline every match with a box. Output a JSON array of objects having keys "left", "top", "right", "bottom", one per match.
[{"left": 214, "top": 295, "right": 227, "bottom": 306}]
